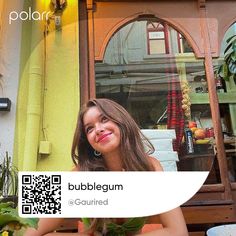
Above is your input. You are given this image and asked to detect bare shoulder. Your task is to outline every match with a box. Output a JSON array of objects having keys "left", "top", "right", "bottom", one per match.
[
  {"left": 72, "top": 165, "right": 80, "bottom": 171},
  {"left": 149, "top": 156, "right": 163, "bottom": 171}
]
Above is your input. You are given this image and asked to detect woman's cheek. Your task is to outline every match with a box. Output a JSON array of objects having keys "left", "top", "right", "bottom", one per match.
[{"left": 87, "top": 134, "right": 96, "bottom": 147}]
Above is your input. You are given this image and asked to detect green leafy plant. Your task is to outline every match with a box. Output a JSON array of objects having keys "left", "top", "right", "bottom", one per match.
[
  {"left": 218, "top": 35, "right": 236, "bottom": 82},
  {"left": 0, "top": 152, "right": 18, "bottom": 198},
  {"left": 0, "top": 202, "right": 38, "bottom": 236},
  {"left": 82, "top": 217, "right": 146, "bottom": 236},
  {"left": 106, "top": 218, "right": 145, "bottom": 236}
]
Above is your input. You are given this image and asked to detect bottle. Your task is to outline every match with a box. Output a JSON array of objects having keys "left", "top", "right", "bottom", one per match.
[
  {"left": 184, "top": 123, "right": 194, "bottom": 154},
  {"left": 215, "top": 75, "right": 224, "bottom": 93}
]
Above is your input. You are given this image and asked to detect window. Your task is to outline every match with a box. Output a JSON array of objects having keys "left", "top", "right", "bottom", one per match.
[
  {"left": 147, "top": 21, "right": 169, "bottom": 54},
  {"left": 146, "top": 21, "right": 193, "bottom": 55},
  {"left": 177, "top": 33, "right": 193, "bottom": 53}
]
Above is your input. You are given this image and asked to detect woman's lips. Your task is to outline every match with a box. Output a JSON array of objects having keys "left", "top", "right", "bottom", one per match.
[{"left": 97, "top": 133, "right": 112, "bottom": 142}]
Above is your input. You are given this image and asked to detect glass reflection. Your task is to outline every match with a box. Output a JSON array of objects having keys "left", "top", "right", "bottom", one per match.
[{"left": 95, "top": 19, "right": 215, "bottom": 174}]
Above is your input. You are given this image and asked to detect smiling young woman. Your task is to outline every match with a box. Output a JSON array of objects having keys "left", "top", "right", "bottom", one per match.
[
  {"left": 24, "top": 98, "right": 188, "bottom": 236},
  {"left": 69, "top": 99, "right": 187, "bottom": 235},
  {"left": 71, "top": 98, "right": 160, "bottom": 172}
]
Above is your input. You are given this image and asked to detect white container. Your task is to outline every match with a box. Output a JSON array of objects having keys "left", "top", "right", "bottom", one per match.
[{"left": 206, "top": 224, "right": 236, "bottom": 236}]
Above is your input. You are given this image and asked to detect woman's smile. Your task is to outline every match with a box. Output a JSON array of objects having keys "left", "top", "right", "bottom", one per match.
[{"left": 97, "top": 132, "right": 112, "bottom": 143}]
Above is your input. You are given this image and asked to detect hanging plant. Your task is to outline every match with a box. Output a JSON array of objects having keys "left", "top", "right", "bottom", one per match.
[
  {"left": 218, "top": 35, "right": 236, "bottom": 83},
  {"left": 0, "top": 152, "right": 18, "bottom": 198}
]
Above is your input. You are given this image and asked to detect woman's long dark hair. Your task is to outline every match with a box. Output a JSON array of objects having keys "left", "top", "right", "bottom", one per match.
[
  {"left": 71, "top": 98, "right": 155, "bottom": 171},
  {"left": 71, "top": 99, "right": 156, "bottom": 233}
]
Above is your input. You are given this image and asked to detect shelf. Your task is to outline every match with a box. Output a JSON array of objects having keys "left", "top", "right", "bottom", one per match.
[
  {"left": 190, "top": 92, "right": 236, "bottom": 104},
  {"left": 180, "top": 153, "right": 215, "bottom": 160}
]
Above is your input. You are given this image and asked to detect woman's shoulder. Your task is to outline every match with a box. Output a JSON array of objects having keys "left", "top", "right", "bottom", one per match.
[{"left": 149, "top": 156, "right": 163, "bottom": 171}]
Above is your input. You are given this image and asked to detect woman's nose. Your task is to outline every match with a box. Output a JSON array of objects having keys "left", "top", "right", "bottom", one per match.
[{"left": 95, "top": 124, "right": 104, "bottom": 134}]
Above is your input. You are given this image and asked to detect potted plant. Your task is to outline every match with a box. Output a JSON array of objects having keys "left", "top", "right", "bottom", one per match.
[
  {"left": 0, "top": 154, "right": 38, "bottom": 235},
  {"left": 0, "top": 152, "right": 18, "bottom": 206},
  {"left": 0, "top": 201, "right": 38, "bottom": 236},
  {"left": 218, "top": 35, "right": 236, "bottom": 83}
]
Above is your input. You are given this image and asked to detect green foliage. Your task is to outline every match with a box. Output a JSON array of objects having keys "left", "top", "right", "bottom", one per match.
[
  {"left": 0, "top": 202, "right": 38, "bottom": 233},
  {"left": 0, "top": 152, "right": 18, "bottom": 197},
  {"left": 218, "top": 35, "right": 236, "bottom": 82},
  {"left": 82, "top": 217, "right": 146, "bottom": 235},
  {"left": 106, "top": 217, "right": 146, "bottom": 236}
]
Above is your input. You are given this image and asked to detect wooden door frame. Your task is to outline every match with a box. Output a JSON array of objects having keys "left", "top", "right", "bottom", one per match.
[
  {"left": 79, "top": 0, "right": 96, "bottom": 104},
  {"left": 79, "top": 0, "right": 235, "bottom": 201},
  {"left": 79, "top": 0, "right": 89, "bottom": 105}
]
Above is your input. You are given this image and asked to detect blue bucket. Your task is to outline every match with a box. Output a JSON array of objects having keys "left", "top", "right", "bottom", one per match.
[{"left": 206, "top": 224, "right": 236, "bottom": 236}]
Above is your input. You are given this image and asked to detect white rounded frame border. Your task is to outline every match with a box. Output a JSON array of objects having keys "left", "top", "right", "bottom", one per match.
[{"left": 19, "top": 171, "right": 208, "bottom": 218}]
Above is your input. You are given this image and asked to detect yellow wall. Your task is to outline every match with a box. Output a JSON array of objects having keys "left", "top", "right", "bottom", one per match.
[{"left": 14, "top": 0, "right": 79, "bottom": 171}]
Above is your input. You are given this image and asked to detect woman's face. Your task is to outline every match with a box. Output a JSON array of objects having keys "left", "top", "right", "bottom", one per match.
[{"left": 83, "top": 106, "right": 121, "bottom": 156}]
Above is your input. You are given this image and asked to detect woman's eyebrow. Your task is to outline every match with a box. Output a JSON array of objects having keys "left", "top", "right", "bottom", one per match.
[
  {"left": 84, "top": 123, "right": 91, "bottom": 129},
  {"left": 84, "top": 114, "right": 103, "bottom": 128}
]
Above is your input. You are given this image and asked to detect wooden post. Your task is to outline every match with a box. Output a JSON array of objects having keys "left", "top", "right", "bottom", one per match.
[
  {"left": 87, "top": 0, "right": 96, "bottom": 99},
  {"left": 79, "top": 0, "right": 89, "bottom": 105},
  {"left": 198, "top": 0, "right": 232, "bottom": 200}
]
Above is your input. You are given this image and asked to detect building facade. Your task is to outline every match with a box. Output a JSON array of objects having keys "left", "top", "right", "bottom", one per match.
[{"left": 0, "top": 0, "right": 236, "bottom": 233}]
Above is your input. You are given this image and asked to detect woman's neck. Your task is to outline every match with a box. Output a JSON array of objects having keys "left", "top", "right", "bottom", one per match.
[{"left": 103, "top": 152, "right": 123, "bottom": 171}]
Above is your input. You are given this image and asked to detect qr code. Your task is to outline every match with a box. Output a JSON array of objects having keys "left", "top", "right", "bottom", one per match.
[{"left": 22, "top": 175, "right": 61, "bottom": 214}]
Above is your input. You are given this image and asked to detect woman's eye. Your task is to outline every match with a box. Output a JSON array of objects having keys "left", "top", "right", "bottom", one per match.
[
  {"left": 101, "top": 116, "right": 108, "bottom": 122},
  {"left": 86, "top": 126, "right": 93, "bottom": 133}
]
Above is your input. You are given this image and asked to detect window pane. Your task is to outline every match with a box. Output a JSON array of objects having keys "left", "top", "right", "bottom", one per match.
[
  {"left": 149, "top": 39, "right": 166, "bottom": 54},
  {"left": 95, "top": 19, "right": 217, "bottom": 179},
  {"left": 149, "top": 31, "right": 165, "bottom": 39}
]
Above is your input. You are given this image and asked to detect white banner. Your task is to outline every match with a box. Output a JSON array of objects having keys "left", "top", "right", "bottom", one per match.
[{"left": 19, "top": 171, "right": 208, "bottom": 218}]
